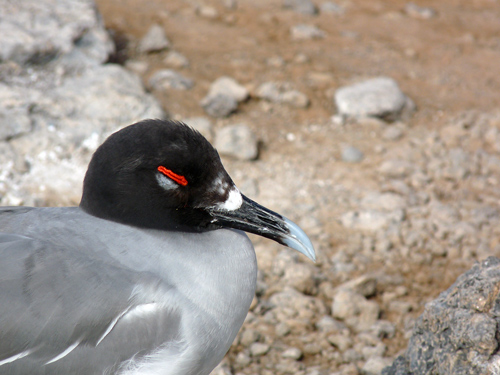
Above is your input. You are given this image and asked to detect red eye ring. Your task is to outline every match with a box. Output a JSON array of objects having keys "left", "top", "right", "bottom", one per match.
[{"left": 158, "top": 166, "right": 188, "bottom": 186}]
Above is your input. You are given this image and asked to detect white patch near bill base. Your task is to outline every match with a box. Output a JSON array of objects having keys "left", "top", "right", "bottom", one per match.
[
  {"left": 156, "top": 173, "right": 179, "bottom": 191},
  {"left": 215, "top": 187, "right": 242, "bottom": 211}
]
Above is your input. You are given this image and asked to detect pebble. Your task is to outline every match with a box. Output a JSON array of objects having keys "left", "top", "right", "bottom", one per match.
[
  {"left": 250, "top": 342, "right": 270, "bottom": 357},
  {"left": 334, "top": 77, "right": 412, "bottom": 121},
  {"left": 291, "top": 25, "right": 326, "bottom": 40},
  {"left": 332, "top": 290, "right": 381, "bottom": 331},
  {"left": 281, "top": 347, "right": 303, "bottom": 360},
  {"left": 315, "top": 316, "right": 348, "bottom": 333},
  {"left": 335, "top": 274, "right": 377, "bottom": 298},
  {"left": 282, "top": 263, "right": 316, "bottom": 294},
  {"left": 340, "top": 210, "right": 396, "bottom": 231},
  {"left": 283, "top": 0, "right": 318, "bottom": 15},
  {"left": 341, "top": 145, "right": 364, "bottom": 163},
  {"left": 240, "top": 329, "right": 261, "bottom": 347},
  {"left": 234, "top": 352, "right": 251, "bottom": 367},
  {"left": 362, "top": 356, "right": 393, "bottom": 375},
  {"left": 148, "top": 69, "right": 194, "bottom": 90},
  {"left": 197, "top": 5, "right": 219, "bottom": 19},
  {"left": 138, "top": 24, "right": 170, "bottom": 53},
  {"left": 200, "top": 93, "right": 238, "bottom": 118},
  {"left": 327, "top": 334, "right": 352, "bottom": 352},
  {"left": 382, "top": 126, "right": 404, "bottom": 141},
  {"left": 256, "top": 82, "right": 309, "bottom": 108},
  {"left": 206, "top": 76, "right": 249, "bottom": 103},
  {"left": 182, "top": 117, "right": 213, "bottom": 142},
  {"left": 378, "top": 159, "right": 414, "bottom": 178},
  {"left": 320, "top": 2, "right": 344, "bottom": 15},
  {"left": 404, "top": 2, "right": 437, "bottom": 19},
  {"left": 124, "top": 60, "right": 149, "bottom": 75},
  {"left": 369, "top": 320, "right": 396, "bottom": 339},
  {"left": 214, "top": 124, "right": 258, "bottom": 160},
  {"left": 275, "top": 322, "right": 291, "bottom": 337},
  {"left": 163, "top": 51, "right": 189, "bottom": 68}
]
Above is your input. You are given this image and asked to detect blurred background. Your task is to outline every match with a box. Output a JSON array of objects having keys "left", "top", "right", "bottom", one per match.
[{"left": 1, "top": 0, "right": 500, "bottom": 374}]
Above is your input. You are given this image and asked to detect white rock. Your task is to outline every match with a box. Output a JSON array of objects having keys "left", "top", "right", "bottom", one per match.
[
  {"left": 335, "top": 77, "right": 413, "bottom": 121},
  {"left": 206, "top": 76, "right": 249, "bottom": 103},
  {"left": 281, "top": 347, "right": 303, "bottom": 360},
  {"left": 250, "top": 342, "right": 270, "bottom": 357},
  {"left": 182, "top": 117, "right": 213, "bottom": 142},
  {"left": 138, "top": 24, "right": 170, "bottom": 53},
  {"left": 284, "top": 0, "right": 318, "bottom": 15},
  {"left": 149, "top": 69, "right": 194, "bottom": 90},
  {"left": 163, "top": 51, "right": 189, "bottom": 68},
  {"left": 214, "top": 124, "right": 258, "bottom": 160},
  {"left": 291, "top": 24, "right": 326, "bottom": 40}
]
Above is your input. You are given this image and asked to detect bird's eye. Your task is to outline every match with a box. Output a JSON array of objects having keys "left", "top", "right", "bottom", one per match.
[{"left": 157, "top": 166, "right": 188, "bottom": 186}]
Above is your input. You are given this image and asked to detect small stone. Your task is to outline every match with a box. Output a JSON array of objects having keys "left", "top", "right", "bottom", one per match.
[
  {"left": 369, "top": 320, "right": 396, "bottom": 339},
  {"left": 163, "top": 51, "right": 189, "bottom": 68},
  {"left": 335, "top": 77, "right": 412, "bottom": 121},
  {"left": 327, "top": 334, "right": 352, "bottom": 352},
  {"left": 405, "top": 2, "right": 436, "bottom": 19},
  {"left": 291, "top": 24, "right": 326, "bottom": 40},
  {"left": 283, "top": 0, "right": 318, "bottom": 15},
  {"left": 276, "top": 322, "right": 291, "bottom": 337},
  {"left": 388, "top": 300, "right": 412, "bottom": 314},
  {"left": 266, "top": 56, "right": 286, "bottom": 67},
  {"left": 332, "top": 290, "right": 380, "bottom": 331},
  {"left": 234, "top": 352, "right": 251, "bottom": 367},
  {"left": 320, "top": 2, "right": 344, "bottom": 14},
  {"left": 362, "top": 356, "right": 393, "bottom": 375},
  {"left": 282, "top": 263, "right": 316, "bottom": 294},
  {"left": 282, "top": 347, "right": 303, "bottom": 360},
  {"left": 340, "top": 210, "right": 397, "bottom": 231},
  {"left": 223, "top": 0, "right": 238, "bottom": 9},
  {"left": 200, "top": 94, "right": 238, "bottom": 118},
  {"left": 197, "top": 5, "right": 219, "bottom": 19},
  {"left": 303, "top": 343, "right": 322, "bottom": 355},
  {"left": 294, "top": 53, "right": 309, "bottom": 63},
  {"left": 336, "top": 275, "right": 377, "bottom": 298},
  {"left": 343, "top": 348, "right": 362, "bottom": 363},
  {"left": 240, "top": 329, "right": 261, "bottom": 347},
  {"left": 124, "top": 60, "right": 149, "bottom": 75},
  {"left": 256, "top": 82, "right": 309, "bottom": 108},
  {"left": 361, "top": 343, "right": 387, "bottom": 360},
  {"left": 138, "top": 24, "right": 170, "bottom": 53},
  {"left": 214, "top": 124, "right": 258, "bottom": 160},
  {"left": 182, "top": 117, "right": 213, "bottom": 142},
  {"left": 250, "top": 342, "right": 270, "bottom": 357},
  {"left": 378, "top": 159, "right": 414, "bottom": 178},
  {"left": 149, "top": 69, "right": 194, "bottom": 90},
  {"left": 315, "top": 316, "right": 348, "bottom": 333},
  {"left": 206, "top": 76, "right": 249, "bottom": 103},
  {"left": 341, "top": 145, "right": 364, "bottom": 163},
  {"left": 382, "top": 126, "right": 404, "bottom": 141}
]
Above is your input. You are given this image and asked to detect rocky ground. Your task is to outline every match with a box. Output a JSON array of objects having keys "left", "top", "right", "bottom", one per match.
[{"left": 1, "top": 0, "right": 500, "bottom": 374}]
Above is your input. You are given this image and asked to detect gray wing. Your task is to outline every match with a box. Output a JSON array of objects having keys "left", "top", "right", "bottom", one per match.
[{"left": 0, "top": 232, "right": 141, "bottom": 368}]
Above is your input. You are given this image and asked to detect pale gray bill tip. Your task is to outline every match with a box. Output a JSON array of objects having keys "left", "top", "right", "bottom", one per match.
[{"left": 282, "top": 217, "right": 316, "bottom": 262}]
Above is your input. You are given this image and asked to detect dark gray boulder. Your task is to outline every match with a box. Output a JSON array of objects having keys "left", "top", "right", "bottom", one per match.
[{"left": 383, "top": 257, "right": 500, "bottom": 375}]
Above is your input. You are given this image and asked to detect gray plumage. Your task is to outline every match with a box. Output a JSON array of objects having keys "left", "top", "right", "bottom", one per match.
[{"left": 0, "top": 207, "right": 256, "bottom": 374}]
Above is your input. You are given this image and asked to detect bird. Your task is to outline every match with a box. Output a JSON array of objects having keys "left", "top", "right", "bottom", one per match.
[{"left": 0, "top": 119, "right": 315, "bottom": 375}]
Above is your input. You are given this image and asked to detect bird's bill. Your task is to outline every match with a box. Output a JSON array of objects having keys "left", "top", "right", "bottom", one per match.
[{"left": 208, "top": 195, "right": 316, "bottom": 262}]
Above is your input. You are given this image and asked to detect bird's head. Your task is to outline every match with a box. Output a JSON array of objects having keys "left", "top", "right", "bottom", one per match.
[{"left": 80, "top": 119, "right": 315, "bottom": 261}]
